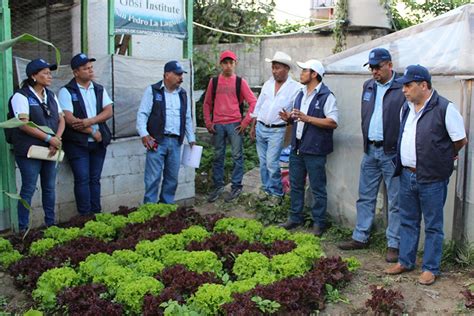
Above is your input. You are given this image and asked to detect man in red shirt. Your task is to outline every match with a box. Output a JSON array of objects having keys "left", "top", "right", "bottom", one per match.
[{"left": 203, "top": 50, "right": 257, "bottom": 202}]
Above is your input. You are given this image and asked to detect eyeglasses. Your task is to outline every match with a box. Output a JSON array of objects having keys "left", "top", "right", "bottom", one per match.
[
  {"left": 40, "top": 102, "right": 51, "bottom": 117},
  {"left": 369, "top": 62, "right": 387, "bottom": 71}
]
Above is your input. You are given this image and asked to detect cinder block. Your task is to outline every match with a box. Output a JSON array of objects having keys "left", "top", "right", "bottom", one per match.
[
  {"left": 57, "top": 201, "right": 78, "bottom": 223},
  {"left": 101, "top": 192, "right": 142, "bottom": 213},
  {"left": 101, "top": 177, "right": 115, "bottom": 196},
  {"left": 114, "top": 173, "right": 144, "bottom": 195},
  {"left": 185, "top": 167, "right": 195, "bottom": 183},
  {"left": 175, "top": 182, "right": 194, "bottom": 201},
  {"left": 102, "top": 157, "right": 131, "bottom": 177},
  {"left": 110, "top": 138, "right": 144, "bottom": 157},
  {"left": 55, "top": 182, "right": 75, "bottom": 204},
  {"left": 129, "top": 155, "right": 145, "bottom": 173}
]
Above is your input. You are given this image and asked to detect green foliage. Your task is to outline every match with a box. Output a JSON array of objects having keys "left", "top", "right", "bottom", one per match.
[
  {"left": 115, "top": 277, "right": 164, "bottom": 313},
  {"left": 111, "top": 249, "right": 143, "bottom": 266},
  {"left": 325, "top": 284, "right": 350, "bottom": 304},
  {"left": 382, "top": 0, "right": 470, "bottom": 30},
  {"left": 288, "top": 231, "right": 319, "bottom": 247},
  {"left": 32, "top": 267, "right": 80, "bottom": 309},
  {"left": 270, "top": 252, "right": 308, "bottom": 279},
  {"left": 95, "top": 213, "right": 129, "bottom": 230},
  {"left": 161, "top": 300, "right": 203, "bottom": 316},
  {"left": 225, "top": 278, "right": 258, "bottom": 294},
  {"left": 251, "top": 295, "right": 281, "bottom": 314},
  {"left": 43, "top": 226, "right": 81, "bottom": 244},
  {"left": 324, "top": 223, "right": 353, "bottom": 242},
  {"left": 188, "top": 284, "right": 232, "bottom": 315},
  {"left": 128, "top": 203, "right": 176, "bottom": 223},
  {"left": 0, "top": 238, "right": 22, "bottom": 269},
  {"left": 29, "top": 238, "right": 59, "bottom": 256},
  {"left": 193, "top": 0, "right": 275, "bottom": 44},
  {"left": 78, "top": 253, "right": 116, "bottom": 282},
  {"left": 259, "top": 226, "right": 291, "bottom": 244},
  {"left": 292, "top": 243, "right": 325, "bottom": 266},
  {"left": 180, "top": 226, "right": 211, "bottom": 244},
  {"left": 22, "top": 309, "right": 43, "bottom": 316},
  {"left": 343, "top": 256, "right": 362, "bottom": 272},
  {"left": 195, "top": 136, "right": 259, "bottom": 193},
  {"left": 164, "top": 251, "right": 223, "bottom": 275},
  {"left": 332, "top": 0, "right": 348, "bottom": 53},
  {"left": 233, "top": 251, "right": 270, "bottom": 280},
  {"left": 0, "top": 237, "right": 13, "bottom": 253},
  {"left": 0, "top": 249, "right": 23, "bottom": 268},
  {"left": 214, "top": 217, "right": 263, "bottom": 242},
  {"left": 441, "top": 240, "right": 474, "bottom": 269},
  {"left": 136, "top": 234, "right": 186, "bottom": 259},
  {"left": 95, "top": 266, "right": 137, "bottom": 290},
  {"left": 135, "top": 258, "right": 165, "bottom": 276},
  {"left": 253, "top": 195, "right": 290, "bottom": 226},
  {"left": 81, "top": 221, "right": 116, "bottom": 241}
]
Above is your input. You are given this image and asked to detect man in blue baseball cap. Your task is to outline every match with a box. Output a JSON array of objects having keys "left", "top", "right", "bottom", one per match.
[
  {"left": 338, "top": 48, "right": 405, "bottom": 263},
  {"left": 384, "top": 64, "right": 467, "bottom": 285},
  {"left": 58, "top": 53, "right": 113, "bottom": 216},
  {"left": 136, "top": 60, "right": 195, "bottom": 204}
]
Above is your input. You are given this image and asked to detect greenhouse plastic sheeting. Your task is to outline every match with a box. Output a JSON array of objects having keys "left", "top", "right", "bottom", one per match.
[
  {"left": 323, "top": 4, "right": 474, "bottom": 75},
  {"left": 112, "top": 55, "right": 192, "bottom": 138},
  {"left": 14, "top": 55, "right": 192, "bottom": 139}
]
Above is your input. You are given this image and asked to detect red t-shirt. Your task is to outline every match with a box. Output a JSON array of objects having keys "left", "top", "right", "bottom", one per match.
[{"left": 203, "top": 74, "right": 257, "bottom": 129}]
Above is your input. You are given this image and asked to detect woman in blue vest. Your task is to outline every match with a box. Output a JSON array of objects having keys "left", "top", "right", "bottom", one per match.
[{"left": 8, "top": 58, "right": 65, "bottom": 232}]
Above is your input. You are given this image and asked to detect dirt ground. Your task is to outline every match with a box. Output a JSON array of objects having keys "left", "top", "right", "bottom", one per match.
[{"left": 1, "top": 170, "right": 473, "bottom": 314}]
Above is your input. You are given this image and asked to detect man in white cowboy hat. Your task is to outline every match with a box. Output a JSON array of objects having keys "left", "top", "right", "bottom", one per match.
[{"left": 250, "top": 51, "right": 302, "bottom": 205}]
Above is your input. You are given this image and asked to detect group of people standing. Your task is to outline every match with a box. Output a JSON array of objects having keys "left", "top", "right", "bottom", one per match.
[
  {"left": 195, "top": 48, "right": 467, "bottom": 286},
  {"left": 8, "top": 47, "right": 467, "bottom": 286},
  {"left": 8, "top": 54, "right": 112, "bottom": 232}
]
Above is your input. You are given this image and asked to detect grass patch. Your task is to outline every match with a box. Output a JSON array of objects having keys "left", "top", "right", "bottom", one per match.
[{"left": 441, "top": 240, "right": 474, "bottom": 269}]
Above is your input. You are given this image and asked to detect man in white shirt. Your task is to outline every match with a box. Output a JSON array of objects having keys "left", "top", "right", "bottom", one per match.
[
  {"left": 250, "top": 51, "right": 302, "bottom": 205},
  {"left": 279, "top": 60, "right": 338, "bottom": 236},
  {"left": 384, "top": 65, "right": 467, "bottom": 286}
]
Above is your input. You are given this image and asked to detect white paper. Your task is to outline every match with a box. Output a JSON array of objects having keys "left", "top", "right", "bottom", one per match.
[
  {"left": 181, "top": 144, "right": 203, "bottom": 168},
  {"left": 27, "top": 145, "right": 64, "bottom": 162}
]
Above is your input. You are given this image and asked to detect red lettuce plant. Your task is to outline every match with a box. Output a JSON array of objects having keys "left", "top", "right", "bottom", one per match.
[{"left": 365, "top": 285, "right": 404, "bottom": 314}]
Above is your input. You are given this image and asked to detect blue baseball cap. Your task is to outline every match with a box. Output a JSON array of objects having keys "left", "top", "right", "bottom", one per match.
[
  {"left": 70, "top": 53, "right": 96, "bottom": 69},
  {"left": 26, "top": 58, "right": 57, "bottom": 77},
  {"left": 164, "top": 60, "right": 187, "bottom": 74},
  {"left": 363, "top": 48, "right": 392, "bottom": 66},
  {"left": 395, "top": 65, "right": 431, "bottom": 84}
]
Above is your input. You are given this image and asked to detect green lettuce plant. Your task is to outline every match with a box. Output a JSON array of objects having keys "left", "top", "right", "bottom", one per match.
[
  {"left": 114, "top": 276, "right": 164, "bottom": 313},
  {"left": 188, "top": 284, "right": 232, "bottom": 315},
  {"left": 233, "top": 251, "right": 270, "bottom": 280},
  {"left": 32, "top": 267, "right": 80, "bottom": 309}
]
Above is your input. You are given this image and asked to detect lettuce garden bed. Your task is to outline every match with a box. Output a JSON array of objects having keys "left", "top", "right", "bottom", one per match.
[{"left": 0, "top": 204, "right": 356, "bottom": 315}]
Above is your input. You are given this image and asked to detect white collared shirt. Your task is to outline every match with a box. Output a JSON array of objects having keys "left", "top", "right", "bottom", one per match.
[
  {"left": 400, "top": 91, "right": 466, "bottom": 168},
  {"left": 296, "top": 82, "right": 338, "bottom": 140},
  {"left": 11, "top": 86, "right": 63, "bottom": 118},
  {"left": 251, "top": 76, "right": 302, "bottom": 125}
]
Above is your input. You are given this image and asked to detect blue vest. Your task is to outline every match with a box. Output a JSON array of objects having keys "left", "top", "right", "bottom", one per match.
[
  {"left": 361, "top": 73, "right": 405, "bottom": 154},
  {"left": 291, "top": 83, "right": 334, "bottom": 155},
  {"left": 394, "top": 90, "right": 454, "bottom": 183},
  {"left": 147, "top": 81, "right": 187, "bottom": 145},
  {"left": 9, "top": 85, "right": 60, "bottom": 157},
  {"left": 62, "top": 79, "right": 111, "bottom": 147}
]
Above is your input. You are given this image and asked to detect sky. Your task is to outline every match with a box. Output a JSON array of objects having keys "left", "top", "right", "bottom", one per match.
[{"left": 273, "top": 0, "right": 311, "bottom": 23}]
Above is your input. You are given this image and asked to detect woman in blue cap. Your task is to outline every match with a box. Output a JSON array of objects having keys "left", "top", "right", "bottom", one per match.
[{"left": 7, "top": 58, "right": 65, "bottom": 232}]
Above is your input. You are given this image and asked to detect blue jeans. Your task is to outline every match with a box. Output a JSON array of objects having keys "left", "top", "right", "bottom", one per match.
[
  {"left": 288, "top": 150, "right": 327, "bottom": 228},
  {"left": 64, "top": 142, "right": 106, "bottom": 215},
  {"left": 212, "top": 122, "right": 244, "bottom": 190},
  {"left": 256, "top": 123, "right": 286, "bottom": 197},
  {"left": 15, "top": 156, "right": 57, "bottom": 230},
  {"left": 144, "top": 136, "right": 181, "bottom": 204},
  {"left": 352, "top": 145, "right": 400, "bottom": 248},
  {"left": 398, "top": 168, "right": 447, "bottom": 275}
]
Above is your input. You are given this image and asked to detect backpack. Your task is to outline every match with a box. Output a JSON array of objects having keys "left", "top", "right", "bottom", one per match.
[
  {"left": 210, "top": 75, "right": 244, "bottom": 119},
  {"left": 4, "top": 90, "right": 26, "bottom": 144}
]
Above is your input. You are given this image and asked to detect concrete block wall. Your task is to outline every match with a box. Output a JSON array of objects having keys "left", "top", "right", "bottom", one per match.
[
  {"left": 16, "top": 137, "right": 195, "bottom": 228},
  {"left": 195, "top": 30, "right": 389, "bottom": 87}
]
